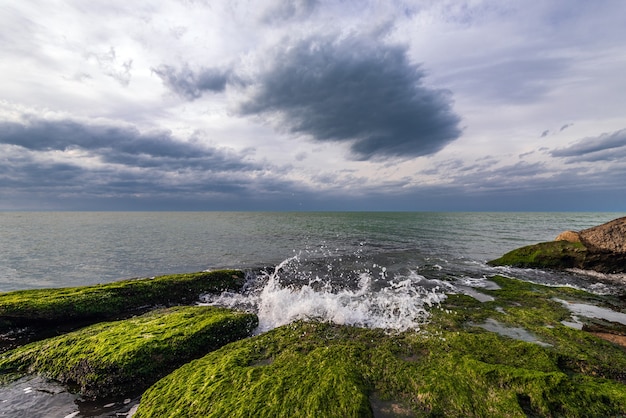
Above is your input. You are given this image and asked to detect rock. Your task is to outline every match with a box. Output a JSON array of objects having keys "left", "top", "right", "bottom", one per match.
[
  {"left": 579, "top": 216, "right": 626, "bottom": 253},
  {"left": 490, "top": 217, "right": 626, "bottom": 274},
  {"left": 0, "top": 306, "right": 258, "bottom": 399},
  {"left": 0, "top": 270, "right": 247, "bottom": 349},
  {"left": 134, "top": 277, "right": 626, "bottom": 417},
  {"left": 555, "top": 230, "right": 581, "bottom": 243}
]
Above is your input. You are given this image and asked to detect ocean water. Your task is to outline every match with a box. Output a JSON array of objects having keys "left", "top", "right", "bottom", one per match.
[
  {"left": 1, "top": 211, "right": 624, "bottom": 330},
  {"left": 1, "top": 212, "right": 625, "bottom": 417}
]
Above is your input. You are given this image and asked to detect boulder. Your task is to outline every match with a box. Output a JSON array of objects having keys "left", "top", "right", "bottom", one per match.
[
  {"left": 0, "top": 306, "right": 258, "bottom": 399},
  {"left": 579, "top": 216, "right": 626, "bottom": 254},
  {"left": 0, "top": 270, "right": 247, "bottom": 349},
  {"left": 555, "top": 230, "right": 581, "bottom": 243},
  {"left": 490, "top": 217, "right": 626, "bottom": 274}
]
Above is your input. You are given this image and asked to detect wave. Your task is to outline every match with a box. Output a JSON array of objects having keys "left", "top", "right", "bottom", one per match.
[{"left": 201, "top": 254, "right": 448, "bottom": 333}]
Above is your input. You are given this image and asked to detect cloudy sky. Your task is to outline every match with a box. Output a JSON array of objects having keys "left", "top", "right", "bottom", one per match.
[{"left": 1, "top": 0, "right": 625, "bottom": 211}]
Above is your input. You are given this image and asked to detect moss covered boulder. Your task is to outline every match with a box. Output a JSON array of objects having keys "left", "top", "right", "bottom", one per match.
[
  {"left": 134, "top": 277, "right": 626, "bottom": 418},
  {"left": 0, "top": 270, "right": 246, "bottom": 341},
  {"left": 0, "top": 306, "right": 257, "bottom": 399},
  {"left": 488, "top": 240, "right": 626, "bottom": 273},
  {"left": 489, "top": 217, "right": 626, "bottom": 273},
  {"left": 487, "top": 240, "right": 589, "bottom": 270}
]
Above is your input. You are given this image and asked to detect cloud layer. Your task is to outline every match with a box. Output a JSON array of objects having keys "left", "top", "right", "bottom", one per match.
[
  {"left": 1, "top": 1, "right": 625, "bottom": 210},
  {"left": 551, "top": 129, "right": 626, "bottom": 162}
]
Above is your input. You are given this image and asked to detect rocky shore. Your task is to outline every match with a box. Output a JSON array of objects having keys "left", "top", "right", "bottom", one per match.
[
  {"left": 2, "top": 219, "right": 626, "bottom": 416},
  {"left": 488, "top": 216, "right": 626, "bottom": 274}
]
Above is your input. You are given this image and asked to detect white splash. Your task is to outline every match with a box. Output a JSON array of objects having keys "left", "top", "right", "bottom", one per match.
[{"left": 202, "top": 255, "right": 447, "bottom": 333}]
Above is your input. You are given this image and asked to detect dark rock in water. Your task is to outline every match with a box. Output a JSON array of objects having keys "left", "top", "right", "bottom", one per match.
[{"left": 489, "top": 217, "right": 626, "bottom": 274}]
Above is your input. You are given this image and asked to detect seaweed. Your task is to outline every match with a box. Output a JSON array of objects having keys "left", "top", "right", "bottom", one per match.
[
  {"left": 134, "top": 276, "right": 626, "bottom": 417},
  {"left": 0, "top": 270, "right": 246, "bottom": 345},
  {"left": 0, "top": 306, "right": 258, "bottom": 399}
]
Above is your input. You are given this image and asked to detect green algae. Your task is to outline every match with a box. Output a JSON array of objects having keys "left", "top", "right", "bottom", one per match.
[
  {"left": 0, "top": 270, "right": 245, "bottom": 330},
  {"left": 488, "top": 241, "right": 626, "bottom": 273},
  {"left": 134, "top": 277, "right": 626, "bottom": 417},
  {"left": 0, "top": 306, "right": 257, "bottom": 399},
  {"left": 487, "top": 241, "right": 587, "bottom": 270}
]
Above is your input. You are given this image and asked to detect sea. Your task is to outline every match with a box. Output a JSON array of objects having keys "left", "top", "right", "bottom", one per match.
[{"left": 1, "top": 211, "right": 625, "bottom": 417}]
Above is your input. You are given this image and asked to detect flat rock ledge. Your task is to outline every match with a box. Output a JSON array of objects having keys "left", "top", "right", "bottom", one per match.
[{"left": 489, "top": 217, "right": 626, "bottom": 274}]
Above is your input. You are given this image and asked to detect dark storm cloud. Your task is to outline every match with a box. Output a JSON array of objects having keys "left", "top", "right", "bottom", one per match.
[
  {"left": 550, "top": 128, "right": 626, "bottom": 162},
  {"left": 239, "top": 35, "right": 462, "bottom": 160},
  {"left": 152, "top": 64, "right": 232, "bottom": 100},
  {"left": 155, "top": 34, "right": 462, "bottom": 160}
]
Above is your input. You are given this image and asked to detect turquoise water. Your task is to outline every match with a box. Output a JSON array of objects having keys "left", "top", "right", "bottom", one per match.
[{"left": 0, "top": 212, "right": 623, "bottom": 292}]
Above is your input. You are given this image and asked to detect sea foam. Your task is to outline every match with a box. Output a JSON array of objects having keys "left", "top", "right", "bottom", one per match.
[{"left": 201, "top": 255, "right": 447, "bottom": 333}]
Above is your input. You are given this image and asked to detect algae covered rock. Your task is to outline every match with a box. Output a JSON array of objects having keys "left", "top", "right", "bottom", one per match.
[
  {"left": 489, "top": 217, "right": 626, "bottom": 273},
  {"left": 0, "top": 270, "right": 246, "bottom": 334},
  {"left": 134, "top": 276, "right": 626, "bottom": 418},
  {"left": 0, "top": 306, "right": 257, "bottom": 399},
  {"left": 487, "top": 241, "right": 589, "bottom": 270}
]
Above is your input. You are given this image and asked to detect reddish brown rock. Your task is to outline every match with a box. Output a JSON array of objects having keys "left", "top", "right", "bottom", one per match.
[
  {"left": 555, "top": 230, "right": 581, "bottom": 243},
  {"left": 579, "top": 216, "right": 626, "bottom": 254}
]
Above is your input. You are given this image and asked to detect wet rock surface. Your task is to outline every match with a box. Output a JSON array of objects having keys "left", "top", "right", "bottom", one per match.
[{"left": 0, "top": 270, "right": 247, "bottom": 352}]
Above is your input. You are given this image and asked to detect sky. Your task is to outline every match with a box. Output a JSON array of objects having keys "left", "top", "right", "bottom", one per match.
[{"left": 1, "top": 0, "right": 625, "bottom": 211}]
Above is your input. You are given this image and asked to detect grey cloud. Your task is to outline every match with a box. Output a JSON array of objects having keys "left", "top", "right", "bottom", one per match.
[
  {"left": 153, "top": 65, "right": 231, "bottom": 100},
  {"left": 154, "top": 33, "right": 462, "bottom": 160},
  {"left": 261, "top": 0, "right": 319, "bottom": 23},
  {"left": 12, "top": 119, "right": 177, "bottom": 156},
  {"left": 550, "top": 128, "right": 626, "bottom": 161},
  {"left": 239, "top": 35, "right": 462, "bottom": 160},
  {"left": 540, "top": 130, "right": 549, "bottom": 137},
  {"left": 0, "top": 118, "right": 238, "bottom": 168},
  {"left": 0, "top": 117, "right": 320, "bottom": 207},
  {"left": 560, "top": 123, "right": 573, "bottom": 132}
]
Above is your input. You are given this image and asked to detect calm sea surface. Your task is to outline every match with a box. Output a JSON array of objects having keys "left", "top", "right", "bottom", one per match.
[
  {"left": 0, "top": 212, "right": 624, "bottom": 292},
  {"left": 1, "top": 212, "right": 626, "bottom": 417}
]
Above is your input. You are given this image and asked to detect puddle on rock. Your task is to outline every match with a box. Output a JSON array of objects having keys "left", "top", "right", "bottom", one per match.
[
  {"left": 0, "top": 375, "right": 140, "bottom": 418},
  {"left": 473, "top": 318, "right": 552, "bottom": 347},
  {"left": 454, "top": 277, "right": 500, "bottom": 303},
  {"left": 554, "top": 298, "right": 626, "bottom": 325},
  {"left": 0, "top": 375, "right": 78, "bottom": 417},
  {"left": 456, "top": 286, "right": 495, "bottom": 302}
]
